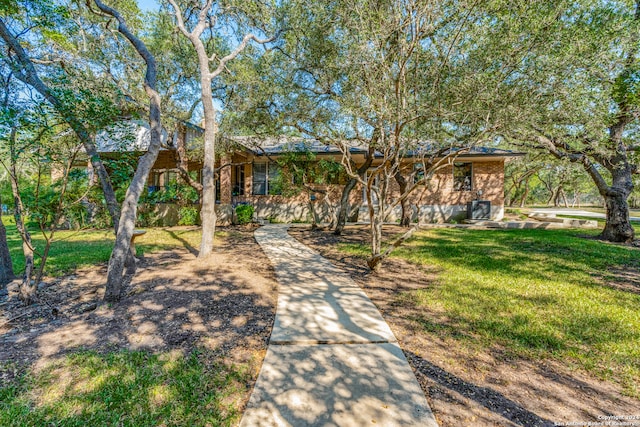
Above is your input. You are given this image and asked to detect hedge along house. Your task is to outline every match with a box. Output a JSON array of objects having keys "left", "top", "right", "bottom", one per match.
[{"left": 93, "top": 121, "right": 521, "bottom": 225}]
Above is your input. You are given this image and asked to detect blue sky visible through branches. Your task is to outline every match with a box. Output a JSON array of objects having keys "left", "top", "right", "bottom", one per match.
[{"left": 137, "top": 0, "right": 159, "bottom": 12}]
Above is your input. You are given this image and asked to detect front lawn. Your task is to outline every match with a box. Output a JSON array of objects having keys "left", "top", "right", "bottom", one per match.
[
  {"left": 340, "top": 227, "right": 640, "bottom": 397},
  {"left": 2, "top": 215, "right": 203, "bottom": 277},
  {"left": 1, "top": 349, "right": 249, "bottom": 427}
]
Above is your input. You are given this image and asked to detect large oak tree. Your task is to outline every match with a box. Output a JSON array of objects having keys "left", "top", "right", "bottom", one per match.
[{"left": 478, "top": 0, "right": 640, "bottom": 242}]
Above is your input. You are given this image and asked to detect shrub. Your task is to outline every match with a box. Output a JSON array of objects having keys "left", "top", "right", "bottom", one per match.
[
  {"left": 235, "top": 204, "right": 254, "bottom": 225},
  {"left": 178, "top": 206, "right": 199, "bottom": 226}
]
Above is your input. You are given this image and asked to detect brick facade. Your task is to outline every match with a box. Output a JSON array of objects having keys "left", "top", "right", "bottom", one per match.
[{"left": 143, "top": 142, "right": 507, "bottom": 224}]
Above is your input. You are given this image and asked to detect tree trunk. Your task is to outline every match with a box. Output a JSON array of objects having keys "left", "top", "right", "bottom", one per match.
[
  {"left": 367, "top": 216, "right": 384, "bottom": 271},
  {"left": 168, "top": 1, "right": 273, "bottom": 256},
  {"left": 548, "top": 186, "right": 558, "bottom": 206},
  {"left": 560, "top": 189, "right": 568, "bottom": 208},
  {"left": 600, "top": 190, "right": 635, "bottom": 243},
  {"left": 198, "top": 80, "right": 218, "bottom": 257},
  {"left": 508, "top": 184, "right": 519, "bottom": 207},
  {"left": 0, "top": 194, "right": 14, "bottom": 288},
  {"left": 309, "top": 199, "right": 320, "bottom": 230},
  {"left": 366, "top": 170, "right": 385, "bottom": 271},
  {"left": 8, "top": 132, "right": 35, "bottom": 304},
  {"left": 394, "top": 171, "right": 411, "bottom": 227},
  {"left": 368, "top": 224, "right": 418, "bottom": 271},
  {"left": 575, "top": 141, "right": 635, "bottom": 242},
  {"left": 18, "top": 238, "right": 34, "bottom": 304},
  {"left": 518, "top": 184, "right": 530, "bottom": 208},
  {"left": 94, "top": 0, "right": 164, "bottom": 302},
  {"left": 334, "top": 177, "right": 358, "bottom": 235},
  {"left": 335, "top": 147, "right": 374, "bottom": 235}
]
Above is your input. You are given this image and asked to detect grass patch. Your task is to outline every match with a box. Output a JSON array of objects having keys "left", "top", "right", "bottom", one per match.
[
  {"left": 2, "top": 216, "right": 213, "bottom": 277},
  {"left": 0, "top": 349, "right": 251, "bottom": 427},
  {"left": 340, "top": 227, "right": 640, "bottom": 397}
]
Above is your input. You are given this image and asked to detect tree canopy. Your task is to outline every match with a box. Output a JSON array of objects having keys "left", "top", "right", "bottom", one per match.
[{"left": 1, "top": 0, "right": 639, "bottom": 291}]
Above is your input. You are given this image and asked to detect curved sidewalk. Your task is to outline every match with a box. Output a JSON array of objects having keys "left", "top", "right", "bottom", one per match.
[{"left": 240, "top": 224, "right": 438, "bottom": 427}]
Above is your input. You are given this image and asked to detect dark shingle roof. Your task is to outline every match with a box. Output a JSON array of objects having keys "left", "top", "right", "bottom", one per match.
[
  {"left": 227, "top": 136, "right": 367, "bottom": 156},
  {"left": 229, "top": 136, "right": 522, "bottom": 158}
]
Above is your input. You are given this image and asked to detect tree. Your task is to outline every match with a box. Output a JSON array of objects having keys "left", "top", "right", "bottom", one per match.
[
  {"left": 91, "top": 0, "right": 164, "bottom": 302},
  {"left": 504, "top": 155, "right": 544, "bottom": 208},
  {"left": 484, "top": 0, "right": 640, "bottom": 242},
  {"left": 5, "top": 121, "right": 35, "bottom": 303},
  {"left": 1, "top": 66, "right": 98, "bottom": 303},
  {"left": 225, "top": 0, "right": 503, "bottom": 270},
  {"left": 167, "top": 0, "right": 275, "bottom": 257},
  {"left": 0, "top": 2, "right": 122, "bottom": 232},
  {"left": 268, "top": 147, "right": 345, "bottom": 229},
  {"left": 334, "top": 148, "right": 374, "bottom": 235},
  {"left": 0, "top": 70, "right": 15, "bottom": 289},
  {"left": 0, "top": 64, "right": 44, "bottom": 303},
  {"left": 19, "top": 120, "right": 86, "bottom": 287},
  {"left": 1, "top": 0, "right": 167, "bottom": 302}
]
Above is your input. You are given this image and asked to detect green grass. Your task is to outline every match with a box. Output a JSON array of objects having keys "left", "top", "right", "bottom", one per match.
[
  {"left": 340, "top": 227, "right": 640, "bottom": 397},
  {"left": 0, "top": 349, "right": 251, "bottom": 427},
  {"left": 2, "top": 216, "right": 205, "bottom": 277}
]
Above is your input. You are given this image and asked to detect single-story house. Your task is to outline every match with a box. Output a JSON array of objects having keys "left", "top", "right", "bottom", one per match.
[{"left": 93, "top": 121, "right": 522, "bottom": 225}]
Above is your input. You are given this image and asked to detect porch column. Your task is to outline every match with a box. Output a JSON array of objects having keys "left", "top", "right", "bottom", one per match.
[
  {"left": 220, "top": 156, "right": 232, "bottom": 204},
  {"left": 244, "top": 163, "right": 252, "bottom": 196}
]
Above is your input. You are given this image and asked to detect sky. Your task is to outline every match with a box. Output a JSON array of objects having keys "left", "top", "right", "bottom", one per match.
[{"left": 137, "top": 0, "right": 160, "bottom": 12}]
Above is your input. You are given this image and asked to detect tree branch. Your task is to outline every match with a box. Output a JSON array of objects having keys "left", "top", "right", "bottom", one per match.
[{"left": 209, "top": 33, "right": 277, "bottom": 79}]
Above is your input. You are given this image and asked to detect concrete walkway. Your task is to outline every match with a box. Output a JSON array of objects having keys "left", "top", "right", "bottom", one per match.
[
  {"left": 530, "top": 208, "right": 640, "bottom": 222},
  {"left": 240, "top": 224, "right": 438, "bottom": 427}
]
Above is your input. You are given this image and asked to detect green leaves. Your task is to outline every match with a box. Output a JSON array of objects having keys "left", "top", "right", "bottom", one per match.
[
  {"left": 613, "top": 65, "right": 640, "bottom": 108},
  {"left": 0, "top": 0, "right": 20, "bottom": 16}
]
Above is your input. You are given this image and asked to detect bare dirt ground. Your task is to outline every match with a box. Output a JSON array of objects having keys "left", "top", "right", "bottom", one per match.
[
  {"left": 290, "top": 225, "right": 640, "bottom": 427},
  {"left": 0, "top": 226, "right": 278, "bottom": 409}
]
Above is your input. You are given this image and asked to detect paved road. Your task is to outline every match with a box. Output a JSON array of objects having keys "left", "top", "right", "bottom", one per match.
[
  {"left": 530, "top": 208, "right": 640, "bottom": 222},
  {"left": 240, "top": 224, "right": 438, "bottom": 427}
]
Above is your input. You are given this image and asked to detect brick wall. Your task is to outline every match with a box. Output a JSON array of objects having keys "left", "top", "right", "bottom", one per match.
[
  {"left": 145, "top": 151, "right": 506, "bottom": 224},
  {"left": 402, "top": 160, "right": 504, "bottom": 207}
]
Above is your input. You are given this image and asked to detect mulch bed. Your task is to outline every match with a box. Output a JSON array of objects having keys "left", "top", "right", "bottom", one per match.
[{"left": 0, "top": 226, "right": 278, "bottom": 396}]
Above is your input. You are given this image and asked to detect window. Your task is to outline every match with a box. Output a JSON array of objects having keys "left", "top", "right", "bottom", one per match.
[
  {"left": 453, "top": 162, "right": 472, "bottom": 191},
  {"left": 233, "top": 165, "right": 245, "bottom": 196},
  {"left": 252, "top": 163, "right": 267, "bottom": 195},
  {"left": 148, "top": 171, "right": 161, "bottom": 192},
  {"left": 253, "top": 162, "right": 282, "bottom": 195},
  {"left": 267, "top": 163, "right": 281, "bottom": 195},
  {"left": 166, "top": 171, "right": 178, "bottom": 185}
]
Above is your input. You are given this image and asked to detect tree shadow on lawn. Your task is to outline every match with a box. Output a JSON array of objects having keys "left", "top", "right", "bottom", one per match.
[
  {"left": 295, "top": 226, "right": 618, "bottom": 286},
  {"left": 402, "top": 228, "right": 640, "bottom": 288},
  {"left": 163, "top": 229, "right": 199, "bottom": 256},
  {"left": 0, "top": 348, "right": 251, "bottom": 427}
]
